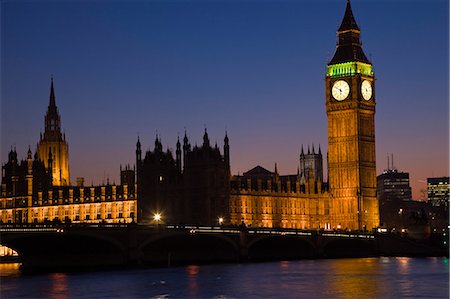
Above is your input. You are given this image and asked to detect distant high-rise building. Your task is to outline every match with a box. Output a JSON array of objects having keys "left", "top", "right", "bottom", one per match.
[
  {"left": 427, "top": 177, "right": 449, "bottom": 207},
  {"left": 377, "top": 168, "right": 412, "bottom": 228},
  {"left": 377, "top": 170, "right": 412, "bottom": 203}
]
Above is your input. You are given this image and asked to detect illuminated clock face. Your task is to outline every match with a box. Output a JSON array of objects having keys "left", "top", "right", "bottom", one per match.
[
  {"left": 361, "top": 80, "right": 372, "bottom": 100},
  {"left": 332, "top": 80, "right": 350, "bottom": 101}
]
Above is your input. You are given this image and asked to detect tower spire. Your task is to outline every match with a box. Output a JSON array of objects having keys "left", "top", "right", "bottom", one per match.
[
  {"left": 49, "top": 76, "right": 57, "bottom": 112},
  {"left": 328, "top": 0, "right": 369, "bottom": 65},
  {"left": 338, "top": 0, "right": 360, "bottom": 32}
]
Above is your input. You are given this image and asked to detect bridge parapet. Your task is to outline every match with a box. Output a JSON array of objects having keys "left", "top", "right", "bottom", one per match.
[{"left": 2, "top": 224, "right": 444, "bottom": 272}]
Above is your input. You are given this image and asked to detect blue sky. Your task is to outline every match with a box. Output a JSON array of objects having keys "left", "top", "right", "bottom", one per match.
[{"left": 1, "top": 0, "right": 448, "bottom": 199}]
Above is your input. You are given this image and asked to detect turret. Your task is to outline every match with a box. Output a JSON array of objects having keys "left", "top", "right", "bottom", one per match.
[
  {"left": 27, "top": 147, "right": 33, "bottom": 174},
  {"left": 203, "top": 128, "right": 210, "bottom": 148},
  {"left": 136, "top": 136, "right": 142, "bottom": 162},
  {"left": 8, "top": 147, "right": 17, "bottom": 164},
  {"left": 176, "top": 136, "right": 182, "bottom": 173},
  {"left": 183, "top": 130, "right": 190, "bottom": 169},
  {"left": 224, "top": 131, "right": 230, "bottom": 166},
  {"left": 154, "top": 134, "right": 162, "bottom": 153}
]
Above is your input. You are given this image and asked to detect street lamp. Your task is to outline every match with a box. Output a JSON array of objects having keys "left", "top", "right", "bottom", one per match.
[
  {"left": 218, "top": 217, "right": 224, "bottom": 226},
  {"left": 153, "top": 213, "right": 161, "bottom": 226}
]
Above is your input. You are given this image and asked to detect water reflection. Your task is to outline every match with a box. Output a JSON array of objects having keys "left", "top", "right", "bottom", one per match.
[
  {"left": 325, "top": 258, "right": 384, "bottom": 298},
  {"left": 0, "top": 258, "right": 448, "bottom": 298},
  {"left": 186, "top": 264, "right": 200, "bottom": 298},
  {"left": 0, "top": 263, "right": 21, "bottom": 277},
  {"left": 47, "top": 273, "right": 68, "bottom": 299},
  {"left": 396, "top": 257, "right": 411, "bottom": 274}
]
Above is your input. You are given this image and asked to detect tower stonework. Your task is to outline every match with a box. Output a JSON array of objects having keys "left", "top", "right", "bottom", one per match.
[
  {"left": 326, "top": 0, "right": 379, "bottom": 230},
  {"left": 37, "top": 78, "right": 70, "bottom": 186}
]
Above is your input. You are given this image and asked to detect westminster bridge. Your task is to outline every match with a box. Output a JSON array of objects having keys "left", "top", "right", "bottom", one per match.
[{"left": 0, "top": 224, "right": 447, "bottom": 272}]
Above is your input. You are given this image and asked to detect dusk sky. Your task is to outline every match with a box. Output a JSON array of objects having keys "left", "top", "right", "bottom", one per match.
[{"left": 1, "top": 0, "right": 448, "bottom": 200}]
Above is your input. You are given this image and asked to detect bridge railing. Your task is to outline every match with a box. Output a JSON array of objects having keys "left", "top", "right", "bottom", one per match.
[{"left": 0, "top": 223, "right": 375, "bottom": 239}]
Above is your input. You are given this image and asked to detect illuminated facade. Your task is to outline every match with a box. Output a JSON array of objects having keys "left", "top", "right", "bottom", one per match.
[
  {"left": 325, "top": 0, "right": 379, "bottom": 230},
  {"left": 427, "top": 177, "right": 449, "bottom": 207},
  {"left": 37, "top": 78, "right": 70, "bottom": 186},
  {"left": 1, "top": 80, "right": 137, "bottom": 224},
  {"left": 0, "top": 145, "right": 137, "bottom": 224},
  {"left": 229, "top": 0, "right": 379, "bottom": 230},
  {"left": 1, "top": 1, "right": 379, "bottom": 230}
]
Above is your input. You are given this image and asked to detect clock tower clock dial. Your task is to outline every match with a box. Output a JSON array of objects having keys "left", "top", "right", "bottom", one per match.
[
  {"left": 332, "top": 80, "right": 350, "bottom": 101},
  {"left": 325, "top": 0, "right": 379, "bottom": 230},
  {"left": 361, "top": 80, "right": 372, "bottom": 100}
]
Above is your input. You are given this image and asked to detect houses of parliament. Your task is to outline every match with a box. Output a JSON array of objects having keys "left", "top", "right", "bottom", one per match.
[{"left": 1, "top": 1, "right": 379, "bottom": 231}]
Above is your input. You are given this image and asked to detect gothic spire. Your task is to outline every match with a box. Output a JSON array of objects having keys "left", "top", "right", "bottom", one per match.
[
  {"left": 329, "top": 0, "right": 369, "bottom": 65},
  {"left": 136, "top": 136, "right": 141, "bottom": 149},
  {"left": 338, "top": 0, "right": 359, "bottom": 32},
  {"left": 183, "top": 129, "right": 189, "bottom": 144},
  {"left": 48, "top": 76, "right": 58, "bottom": 114},
  {"left": 203, "top": 128, "right": 210, "bottom": 148}
]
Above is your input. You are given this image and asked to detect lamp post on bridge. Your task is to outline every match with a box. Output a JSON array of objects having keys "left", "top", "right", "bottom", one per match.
[{"left": 153, "top": 213, "right": 162, "bottom": 229}]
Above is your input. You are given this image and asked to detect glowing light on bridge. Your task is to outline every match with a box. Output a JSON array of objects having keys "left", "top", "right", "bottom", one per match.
[{"left": 153, "top": 213, "right": 162, "bottom": 224}]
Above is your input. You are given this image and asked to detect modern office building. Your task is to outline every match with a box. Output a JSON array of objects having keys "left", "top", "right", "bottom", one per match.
[
  {"left": 377, "top": 169, "right": 412, "bottom": 203},
  {"left": 428, "top": 177, "right": 449, "bottom": 207}
]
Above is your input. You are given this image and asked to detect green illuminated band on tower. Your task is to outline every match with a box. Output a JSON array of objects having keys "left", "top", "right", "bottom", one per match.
[{"left": 326, "top": 62, "right": 373, "bottom": 78}]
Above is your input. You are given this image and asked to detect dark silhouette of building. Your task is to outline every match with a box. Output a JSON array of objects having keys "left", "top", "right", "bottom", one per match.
[
  {"left": 136, "top": 130, "right": 230, "bottom": 225},
  {"left": 377, "top": 170, "right": 412, "bottom": 203}
]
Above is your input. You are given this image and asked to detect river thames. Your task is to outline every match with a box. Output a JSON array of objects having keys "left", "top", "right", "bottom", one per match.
[{"left": 1, "top": 257, "right": 448, "bottom": 298}]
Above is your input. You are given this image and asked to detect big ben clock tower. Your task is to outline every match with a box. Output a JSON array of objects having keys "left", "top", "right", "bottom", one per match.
[{"left": 326, "top": 0, "right": 379, "bottom": 230}]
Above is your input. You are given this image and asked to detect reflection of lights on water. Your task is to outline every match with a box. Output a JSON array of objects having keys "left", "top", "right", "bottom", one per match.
[
  {"left": 186, "top": 265, "right": 200, "bottom": 298},
  {"left": 48, "top": 273, "right": 68, "bottom": 299},
  {"left": 396, "top": 257, "right": 411, "bottom": 275},
  {"left": 0, "top": 263, "right": 21, "bottom": 277},
  {"left": 280, "top": 261, "right": 290, "bottom": 269},
  {"left": 396, "top": 257, "right": 410, "bottom": 264},
  {"left": 186, "top": 265, "right": 200, "bottom": 277}
]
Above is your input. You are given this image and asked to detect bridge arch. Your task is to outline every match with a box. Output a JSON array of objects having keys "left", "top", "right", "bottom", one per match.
[
  {"left": 248, "top": 235, "right": 317, "bottom": 260},
  {"left": 139, "top": 232, "right": 239, "bottom": 265},
  {"left": 321, "top": 238, "right": 375, "bottom": 258},
  {"left": 1, "top": 231, "right": 128, "bottom": 269}
]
